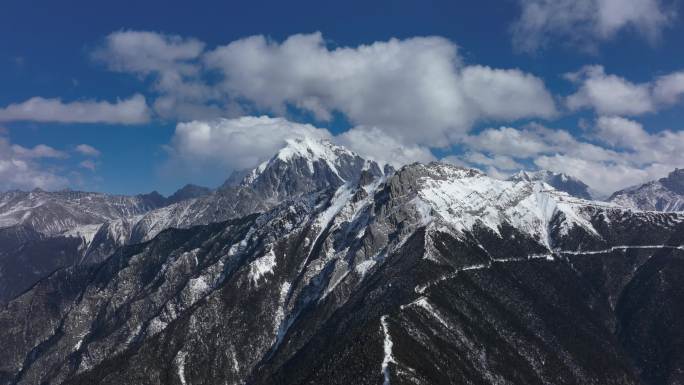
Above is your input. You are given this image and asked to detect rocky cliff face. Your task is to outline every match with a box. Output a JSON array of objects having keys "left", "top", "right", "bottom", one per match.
[
  {"left": 609, "top": 169, "right": 684, "bottom": 212},
  {"left": 1, "top": 159, "right": 683, "bottom": 385}
]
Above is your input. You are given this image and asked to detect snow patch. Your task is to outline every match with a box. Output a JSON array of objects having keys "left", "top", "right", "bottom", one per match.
[
  {"left": 380, "top": 315, "right": 396, "bottom": 385},
  {"left": 175, "top": 350, "right": 188, "bottom": 385},
  {"left": 401, "top": 297, "right": 449, "bottom": 329},
  {"left": 355, "top": 260, "right": 377, "bottom": 276},
  {"left": 248, "top": 249, "right": 277, "bottom": 285}
]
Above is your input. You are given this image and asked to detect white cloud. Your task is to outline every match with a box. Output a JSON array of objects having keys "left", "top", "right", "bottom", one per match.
[
  {"left": 0, "top": 94, "right": 150, "bottom": 124},
  {"left": 75, "top": 144, "right": 101, "bottom": 157},
  {"left": 79, "top": 160, "right": 97, "bottom": 171},
  {"left": 11, "top": 144, "right": 68, "bottom": 159},
  {"left": 565, "top": 65, "right": 654, "bottom": 115},
  {"left": 167, "top": 116, "right": 332, "bottom": 173},
  {"left": 565, "top": 65, "right": 684, "bottom": 115},
  {"left": 204, "top": 32, "right": 556, "bottom": 147},
  {"left": 464, "top": 151, "right": 524, "bottom": 170},
  {"left": 93, "top": 30, "right": 223, "bottom": 121},
  {"left": 335, "top": 126, "right": 436, "bottom": 167},
  {"left": 652, "top": 71, "right": 684, "bottom": 104},
  {"left": 0, "top": 137, "right": 68, "bottom": 190},
  {"left": 93, "top": 30, "right": 204, "bottom": 75},
  {"left": 459, "top": 65, "right": 556, "bottom": 120},
  {"left": 94, "top": 31, "right": 555, "bottom": 143},
  {"left": 463, "top": 126, "right": 555, "bottom": 158},
  {"left": 593, "top": 116, "right": 684, "bottom": 165},
  {"left": 203, "top": 33, "right": 469, "bottom": 146},
  {"left": 512, "top": 0, "right": 674, "bottom": 52}
]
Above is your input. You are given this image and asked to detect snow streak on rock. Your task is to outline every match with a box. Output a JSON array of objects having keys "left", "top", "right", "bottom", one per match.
[
  {"left": 559, "top": 245, "right": 684, "bottom": 255},
  {"left": 380, "top": 315, "right": 396, "bottom": 385},
  {"left": 175, "top": 350, "right": 188, "bottom": 385},
  {"left": 249, "top": 249, "right": 277, "bottom": 285}
]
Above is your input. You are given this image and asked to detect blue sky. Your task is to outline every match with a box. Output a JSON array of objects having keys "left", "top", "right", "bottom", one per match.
[{"left": 1, "top": 0, "right": 683, "bottom": 196}]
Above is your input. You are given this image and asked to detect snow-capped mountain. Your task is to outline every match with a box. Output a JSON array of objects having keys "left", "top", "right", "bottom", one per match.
[
  {"left": 0, "top": 138, "right": 382, "bottom": 303},
  {"left": 609, "top": 168, "right": 684, "bottom": 211},
  {"left": 108, "top": 137, "right": 382, "bottom": 245},
  {"left": 508, "top": 169, "right": 592, "bottom": 199},
  {"left": 2, "top": 144, "right": 683, "bottom": 384}
]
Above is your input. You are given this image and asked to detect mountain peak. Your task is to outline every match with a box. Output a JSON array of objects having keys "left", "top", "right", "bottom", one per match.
[
  {"left": 240, "top": 137, "right": 379, "bottom": 189},
  {"left": 275, "top": 137, "right": 357, "bottom": 164}
]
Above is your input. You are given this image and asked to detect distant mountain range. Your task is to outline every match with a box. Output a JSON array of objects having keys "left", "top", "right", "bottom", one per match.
[
  {"left": 609, "top": 168, "right": 684, "bottom": 211},
  {"left": 1, "top": 140, "right": 683, "bottom": 385}
]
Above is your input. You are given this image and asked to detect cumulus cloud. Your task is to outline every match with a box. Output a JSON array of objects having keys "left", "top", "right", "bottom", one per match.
[
  {"left": 565, "top": 66, "right": 653, "bottom": 115},
  {"left": 593, "top": 116, "right": 684, "bottom": 165},
  {"left": 512, "top": 0, "right": 674, "bottom": 52},
  {"left": 0, "top": 137, "right": 69, "bottom": 190},
  {"left": 92, "top": 30, "right": 204, "bottom": 75},
  {"left": 75, "top": 144, "right": 101, "bottom": 157},
  {"left": 459, "top": 65, "right": 556, "bottom": 120},
  {"left": 93, "top": 30, "right": 222, "bottom": 120},
  {"left": 652, "top": 71, "right": 684, "bottom": 104},
  {"left": 204, "top": 32, "right": 556, "bottom": 146},
  {"left": 0, "top": 94, "right": 150, "bottom": 124},
  {"left": 464, "top": 152, "right": 524, "bottom": 171},
  {"left": 93, "top": 31, "right": 556, "bottom": 143},
  {"left": 565, "top": 65, "right": 684, "bottom": 116}
]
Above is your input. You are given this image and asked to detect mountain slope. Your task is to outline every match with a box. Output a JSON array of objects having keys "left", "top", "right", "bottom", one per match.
[
  {"left": 1, "top": 162, "right": 683, "bottom": 385},
  {"left": 508, "top": 170, "right": 592, "bottom": 200},
  {"left": 609, "top": 168, "right": 684, "bottom": 212}
]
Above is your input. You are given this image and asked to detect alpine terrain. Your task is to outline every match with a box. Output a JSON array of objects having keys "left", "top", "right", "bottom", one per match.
[{"left": 1, "top": 139, "right": 683, "bottom": 385}]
